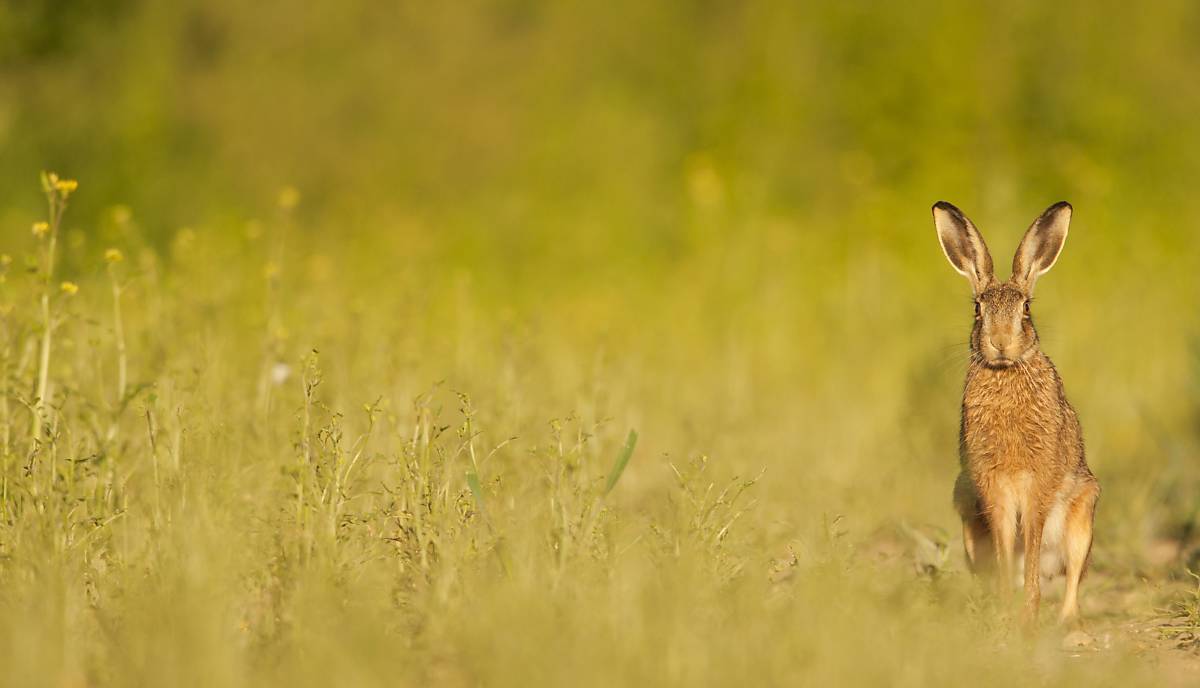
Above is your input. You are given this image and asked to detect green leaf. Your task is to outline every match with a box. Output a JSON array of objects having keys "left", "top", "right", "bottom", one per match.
[
  {"left": 604, "top": 429, "right": 638, "bottom": 495},
  {"left": 466, "top": 470, "right": 486, "bottom": 513}
]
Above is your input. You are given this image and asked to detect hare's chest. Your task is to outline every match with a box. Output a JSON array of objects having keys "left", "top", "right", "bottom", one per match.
[{"left": 962, "top": 382, "right": 1060, "bottom": 471}]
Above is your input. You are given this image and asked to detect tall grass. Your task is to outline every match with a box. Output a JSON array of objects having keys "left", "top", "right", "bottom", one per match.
[
  {"left": 1, "top": 1, "right": 1199, "bottom": 685},
  {"left": 0, "top": 170, "right": 1193, "bottom": 686}
]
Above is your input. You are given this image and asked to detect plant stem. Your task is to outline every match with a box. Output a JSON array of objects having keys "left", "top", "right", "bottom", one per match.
[
  {"left": 112, "top": 274, "right": 127, "bottom": 404},
  {"left": 31, "top": 195, "right": 62, "bottom": 443}
]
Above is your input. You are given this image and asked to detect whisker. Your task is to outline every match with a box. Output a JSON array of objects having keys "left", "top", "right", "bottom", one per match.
[{"left": 1017, "top": 359, "right": 1036, "bottom": 389}]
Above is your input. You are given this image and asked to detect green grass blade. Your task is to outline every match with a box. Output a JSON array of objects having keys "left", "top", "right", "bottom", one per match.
[
  {"left": 466, "top": 470, "right": 487, "bottom": 515},
  {"left": 604, "top": 429, "right": 638, "bottom": 495}
]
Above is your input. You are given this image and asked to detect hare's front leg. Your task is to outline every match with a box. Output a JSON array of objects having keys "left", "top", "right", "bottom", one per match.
[
  {"left": 1021, "top": 508, "right": 1046, "bottom": 625},
  {"left": 1059, "top": 479, "right": 1100, "bottom": 624},
  {"left": 986, "top": 498, "right": 1018, "bottom": 595}
]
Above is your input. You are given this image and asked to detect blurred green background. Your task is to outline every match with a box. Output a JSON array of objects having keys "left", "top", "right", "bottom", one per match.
[
  {"left": 5, "top": 0, "right": 1199, "bottom": 258},
  {"left": 2, "top": 1, "right": 1200, "bottom": 685},
  {"left": 7, "top": 0, "right": 1194, "bottom": 517}
]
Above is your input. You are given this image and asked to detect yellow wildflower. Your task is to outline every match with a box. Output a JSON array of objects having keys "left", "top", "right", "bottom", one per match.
[
  {"left": 307, "top": 254, "right": 332, "bottom": 282},
  {"left": 105, "top": 248, "right": 124, "bottom": 264},
  {"left": 278, "top": 186, "right": 300, "bottom": 210},
  {"left": 55, "top": 178, "right": 79, "bottom": 196},
  {"left": 32, "top": 222, "right": 49, "bottom": 237},
  {"left": 60, "top": 281, "right": 79, "bottom": 296},
  {"left": 685, "top": 153, "right": 724, "bottom": 209},
  {"left": 263, "top": 261, "right": 281, "bottom": 279},
  {"left": 174, "top": 228, "right": 196, "bottom": 253}
]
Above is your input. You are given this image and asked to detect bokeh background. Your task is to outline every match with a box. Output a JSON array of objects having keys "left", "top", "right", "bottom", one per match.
[{"left": 1, "top": 1, "right": 1199, "bottom": 685}]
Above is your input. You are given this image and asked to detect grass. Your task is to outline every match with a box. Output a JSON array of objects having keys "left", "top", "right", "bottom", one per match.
[
  {"left": 0, "top": 172, "right": 1194, "bottom": 688},
  {"left": 2, "top": 2, "right": 1200, "bottom": 685}
]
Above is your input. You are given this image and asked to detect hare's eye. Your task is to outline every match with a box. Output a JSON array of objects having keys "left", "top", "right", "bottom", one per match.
[
  {"left": 1023, "top": 301, "right": 1031, "bottom": 317},
  {"left": 974, "top": 302, "right": 981, "bottom": 318}
]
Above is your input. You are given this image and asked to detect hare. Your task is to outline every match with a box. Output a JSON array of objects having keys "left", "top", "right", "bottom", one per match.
[{"left": 933, "top": 201, "right": 1100, "bottom": 625}]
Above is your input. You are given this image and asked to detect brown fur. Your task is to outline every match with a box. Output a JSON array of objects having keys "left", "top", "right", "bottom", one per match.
[{"left": 933, "top": 201, "right": 1099, "bottom": 625}]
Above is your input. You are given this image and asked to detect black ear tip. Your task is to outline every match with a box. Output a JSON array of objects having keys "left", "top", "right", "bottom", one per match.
[
  {"left": 1048, "top": 201, "right": 1072, "bottom": 213},
  {"left": 932, "top": 200, "right": 961, "bottom": 215}
]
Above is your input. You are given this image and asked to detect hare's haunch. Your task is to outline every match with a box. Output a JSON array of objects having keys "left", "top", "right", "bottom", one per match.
[{"left": 934, "top": 201, "right": 1099, "bottom": 625}]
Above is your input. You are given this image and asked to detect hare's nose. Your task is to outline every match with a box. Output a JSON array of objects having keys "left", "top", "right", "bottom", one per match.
[{"left": 988, "top": 337, "right": 1007, "bottom": 352}]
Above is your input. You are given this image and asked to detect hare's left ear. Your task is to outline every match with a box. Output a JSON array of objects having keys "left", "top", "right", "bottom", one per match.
[{"left": 1012, "top": 201, "right": 1071, "bottom": 292}]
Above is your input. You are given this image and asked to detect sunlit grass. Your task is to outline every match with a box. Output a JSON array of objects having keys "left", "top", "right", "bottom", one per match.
[
  {"left": 2, "top": 5, "right": 1200, "bottom": 686},
  {"left": 0, "top": 170, "right": 1194, "bottom": 687}
]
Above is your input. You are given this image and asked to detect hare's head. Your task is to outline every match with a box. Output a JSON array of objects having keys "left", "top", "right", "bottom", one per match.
[{"left": 932, "top": 201, "right": 1071, "bottom": 369}]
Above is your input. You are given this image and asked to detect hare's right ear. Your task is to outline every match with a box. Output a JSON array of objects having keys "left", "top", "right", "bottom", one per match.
[{"left": 932, "top": 201, "right": 994, "bottom": 294}]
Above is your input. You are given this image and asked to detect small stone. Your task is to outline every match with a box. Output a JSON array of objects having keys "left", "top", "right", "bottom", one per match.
[{"left": 1062, "top": 630, "right": 1095, "bottom": 650}]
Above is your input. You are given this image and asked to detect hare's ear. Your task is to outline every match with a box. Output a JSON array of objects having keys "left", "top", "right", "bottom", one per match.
[
  {"left": 1012, "top": 201, "right": 1071, "bottom": 292},
  {"left": 933, "top": 201, "right": 994, "bottom": 294}
]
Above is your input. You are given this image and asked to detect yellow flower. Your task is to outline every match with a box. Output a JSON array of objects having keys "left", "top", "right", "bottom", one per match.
[
  {"left": 685, "top": 153, "right": 724, "bottom": 209},
  {"left": 278, "top": 186, "right": 300, "bottom": 210},
  {"left": 60, "top": 281, "right": 79, "bottom": 296},
  {"left": 55, "top": 179, "right": 79, "bottom": 197},
  {"left": 105, "top": 248, "right": 124, "bottom": 264},
  {"left": 263, "top": 261, "right": 281, "bottom": 279},
  {"left": 32, "top": 222, "right": 49, "bottom": 237},
  {"left": 307, "top": 254, "right": 333, "bottom": 282},
  {"left": 110, "top": 205, "right": 132, "bottom": 225}
]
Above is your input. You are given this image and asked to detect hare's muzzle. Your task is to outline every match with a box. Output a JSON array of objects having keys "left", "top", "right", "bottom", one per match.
[{"left": 983, "top": 336, "right": 1026, "bottom": 368}]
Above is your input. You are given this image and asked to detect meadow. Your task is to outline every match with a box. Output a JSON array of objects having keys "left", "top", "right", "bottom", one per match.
[{"left": 1, "top": 1, "right": 1200, "bottom": 686}]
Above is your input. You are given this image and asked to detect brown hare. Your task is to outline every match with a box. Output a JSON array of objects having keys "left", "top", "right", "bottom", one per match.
[{"left": 932, "top": 201, "right": 1100, "bottom": 625}]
